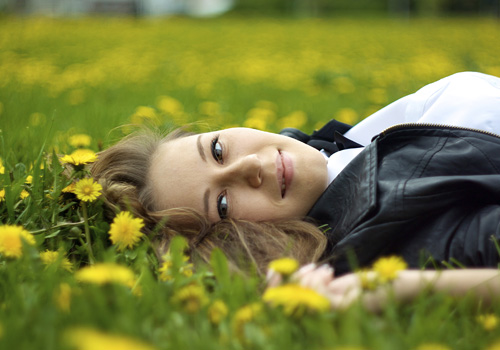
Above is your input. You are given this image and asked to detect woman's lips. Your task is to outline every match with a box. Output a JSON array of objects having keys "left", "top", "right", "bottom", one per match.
[{"left": 276, "top": 150, "right": 293, "bottom": 198}]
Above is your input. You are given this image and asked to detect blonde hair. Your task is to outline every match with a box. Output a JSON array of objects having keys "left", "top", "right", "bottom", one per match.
[{"left": 91, "top": 127, "right": 327, "bottom": 275}]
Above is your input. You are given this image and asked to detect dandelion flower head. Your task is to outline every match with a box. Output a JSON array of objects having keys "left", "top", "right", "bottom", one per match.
[
  {"left": 109, "top": 211, "right": 144, "bottom": 251},
  {"left": 208, "top": 299, "right": 229, "bottom": 324},
  {"left": 0, "top": 224, "right": 36, "bottom": 258},
  {"left": 40, "top": 250, "right": 73, "bottom": 271},
  {"left": 372, "top": 255, "right": 407, "bottom": 283},
  {"left": 75, "top": 263, "right": 136, "bottom": 289},
  {"left": 263, "top": 283, "right": 330, "bottom": 316},
  {"left": 172, "top": 283, "right": 209, "bottom": 313},
  {"left": 68, "top": 134, "right": 92, "bottom": 148},
  {"left": 74, "top": 178, "right": 102, "bottom": 202},
  {"left": 64, "top": 327, "right": 157, "bottom": 350},
  {"left": 477, "top": 313, "right": 499, "bottom": 331},
  {"left": 60, "top": 149, "right": 97, "bottom": 166},
  {"left": 268, "top": 257, "right": 299, "bottom": 276}
]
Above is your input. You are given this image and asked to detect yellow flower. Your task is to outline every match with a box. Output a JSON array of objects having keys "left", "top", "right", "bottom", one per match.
[
  {"left": 0, "top": 158, "right": 4, "bottom": 174},
  {"left": 414, "top": 343, "right": 452, "bottom": 350},
  {"left": 64, "top": 327, "right": 157, "bottom": 350},
  {"left": 62, "top": 182, "right": 76, "bottom": 193},
  {"left": 40, "top": 250, "right": 73, "bottom": 271},
  {"left": 0, "top": 225, "right": 36, "bottom": 258},
  {"left": 74, "top": 178, "right": 102, "bottom": 202},
  {"left": 158, "top": 254, "right": 192, "bottom": 281},
  {"left": 109, "top": 211, "right": 144, "bottom": 250},
  {"left": 208, "top": 299, "right": 229, "bottom": 325},
  {"left": 25, "top": 175, "right": 33, "bottom": 184},
  {"left": 172, "top": 283, "right": 209, "bottom": 313},
  {"left": 20, "top": 190, "right": 30, "bottom": 199},
  {"left": 263, "top": 283, "right": 330, "bottom": 316},
  {"left": 268, "top": 257, "right": 299, "bottom": 276},
  {"left": 75, "top": 263, "right": 137, "bottom": 289},
  {"left": 232, "top": 303, "right": 262, "bottom": 339},
  {"left": 486, "top": 340, "right": 500, "bottom": 350},
  {"left": 158, "top": 260, "right": 173, "bottom": 281},
  {"left": 68, "top": 134, "right": 92, "bottom": 148},
  {"left": 60, "top": 149, "right": 98, "bottom": 166},
  {"left": 130, "top": 106, "right": 159, "bottom": 125},
  {"left": 55, "top": 283, "right": 72, "bottom": 312},
  {"left": 477, "top": 313, "right": 499, "bottom": 331},
  {"left": 277, "top": 110, "right": 307, "bottom": 130},
  {"left": 0, "top": 189, "right": 5, "bottom": 202},
  {"left": 372, "top": 256, "right": 407, "bottom": 283},
  {"left": 358, "top": 270, "right": 378, "bottom": 291},
  {"left": 157, "top": 95, "right": 183, "bottom": 115}
]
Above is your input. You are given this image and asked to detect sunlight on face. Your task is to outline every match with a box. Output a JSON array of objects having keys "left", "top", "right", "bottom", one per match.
[{"left": 149, "top": 128, "right": 328, "bottom": 223}]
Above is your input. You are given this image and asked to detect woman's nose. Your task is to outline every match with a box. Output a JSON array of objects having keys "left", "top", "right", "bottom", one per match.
[{"left": 220, "top": 154, "right": 262, "bottom": 187}]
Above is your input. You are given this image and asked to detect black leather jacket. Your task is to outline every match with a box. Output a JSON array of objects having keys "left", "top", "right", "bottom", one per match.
[{"left": 296, "top": 123, "right": 500, "bottom": 275}]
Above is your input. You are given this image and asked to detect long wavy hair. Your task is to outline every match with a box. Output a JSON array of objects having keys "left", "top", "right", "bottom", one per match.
[{"left": 91, "top": 127, "right": 327, "bottom": 275}]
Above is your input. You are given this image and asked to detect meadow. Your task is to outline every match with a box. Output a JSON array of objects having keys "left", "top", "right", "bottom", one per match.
[{"left": 0, "top": 15, "right": 500, "bottom": 350}]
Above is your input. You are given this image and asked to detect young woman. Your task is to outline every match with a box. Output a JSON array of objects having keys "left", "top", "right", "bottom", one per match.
[{"left": 91, "top": 72, "right": 500, "bottom": 309}]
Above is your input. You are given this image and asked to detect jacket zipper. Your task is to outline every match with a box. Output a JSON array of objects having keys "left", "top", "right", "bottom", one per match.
[{"left": 376, "top": 123, "right": 500, "bottom": 140}]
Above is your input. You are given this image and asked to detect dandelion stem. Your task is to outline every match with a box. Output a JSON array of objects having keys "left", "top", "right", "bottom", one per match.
[{"left": 81, "top": 202, "right": 95, "bottom": 264}]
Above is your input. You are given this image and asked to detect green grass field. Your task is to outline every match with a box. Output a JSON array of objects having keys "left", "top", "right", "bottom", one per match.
[{"left": 1, "top": 15, "right": 500, "bottom": 350}]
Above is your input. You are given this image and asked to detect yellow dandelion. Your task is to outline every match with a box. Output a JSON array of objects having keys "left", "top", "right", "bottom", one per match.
[
  {"left": 263, "top": 283, "right": 330, "bottom": 316},
  {"left": 60, "top": 149, "right": 98, "bottom": 166},
  {"left": 108, "top": 211, "right": 144, "bottom": 250},
  {"left": 157, "top": 95, "right": 183, "bottom": 115},
  {"left": 55, "top": 283, "right": 72, "bottom": 312},
  {"left": 372, "top": 256, "right": 407, "bottom": 283},
  {"left": 268, "top": 257, "right": 299, "bottom": 276},
  {"left": 64, "top": 327, "right": 157, "bottom": 350},
  {"left": 232, "top": 303, "right": 262, "bottom": 339},
  {"left": 158, "top": 260, "right": 173, "bottom": 282},
  {"left": 0, "top": 158, "right": 4, "bottom": 174},
  {"left": 477, "top": 313, "right": 499, "bottom": 331},
  {"left": 75, "top": 263, "right": 137, "bottom": 289},
  {"left": 62, "top": 182, "right": 76, "bottom": 193},
  {"left": 415, "top": 343, "right": 452, "bottom": 350},
  {"left": 208, "top": 299, "right": 229, "bottom": 325},
  {"left": 0, "top": 224, "right": 36, "bottom": 258},
  {"left": 20, "top": 190, "right": 30, "bottom": 199},
  {"left": 130, "top": 106, "right": 159, "bottom": 125},
  {"left": 0, "top": 189, "right": 5, "bottom": 202},
  {"left": 277, "top": 110, "right": 307, "bottom": 130},
  {"left": 25, "top": 175, "right": 33, "bottom": 184},
  {"left": 40, "top": 250, "right": 73, "bottom": 272},
  {"left": 172, "top": 283, "right": 209, "bottom": 313},
  {"left": 486, "top": 340, "right": 500, "bottom": 350},
  {"left": 358, "top": 270, "right": 379, "bottom": 291},
  {"left": 68, "top": 134, "right": 92, "bottom": 148},
  {"left": 74, "top": 178, "right": 102, "bottom": 202},
  {"left": 336, "top": 107, "right": 359, "bottom": 125}
]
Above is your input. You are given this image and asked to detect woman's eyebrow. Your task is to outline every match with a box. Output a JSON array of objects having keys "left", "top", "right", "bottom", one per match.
[{"left": 197, "top": 135, "right": 206, "bottom": 162}]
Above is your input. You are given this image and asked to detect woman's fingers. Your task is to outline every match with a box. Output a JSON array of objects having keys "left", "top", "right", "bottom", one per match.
[{"left": 292, "top": 264, "right": 334, "bottom": 294}]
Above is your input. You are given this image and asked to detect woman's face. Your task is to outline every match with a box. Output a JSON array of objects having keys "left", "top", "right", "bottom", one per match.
[{"left": 149, "top": 128, "right": 328, "bottom": 223}]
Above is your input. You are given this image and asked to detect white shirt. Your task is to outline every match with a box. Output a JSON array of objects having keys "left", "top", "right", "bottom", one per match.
[{"left": 326, "top": 72, "right": 500, "bottom": 183}]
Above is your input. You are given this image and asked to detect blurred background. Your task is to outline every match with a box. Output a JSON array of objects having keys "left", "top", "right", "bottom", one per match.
[
  {"left": 1, "top": 0, "right": 499, "bottom": 162},
  {"left": 1, "top": 0, "right": 500, "bottom": 17}
]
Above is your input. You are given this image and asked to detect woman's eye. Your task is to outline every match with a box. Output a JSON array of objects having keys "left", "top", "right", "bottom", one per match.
[
  {"left": 211, "top": 136, "right": 223, "bottom": 164},
  {"left": 217, "top": 193, "right": 228, "bottom": 220}
]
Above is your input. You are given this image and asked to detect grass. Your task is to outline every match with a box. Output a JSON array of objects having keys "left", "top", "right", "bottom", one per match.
[{"left": 0, "top": 15, "right": 499, "bottom": 350}]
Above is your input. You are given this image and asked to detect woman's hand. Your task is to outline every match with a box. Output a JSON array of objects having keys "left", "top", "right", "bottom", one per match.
[{"left": 267, "top": 265, "right": 500, "bottom": 312}]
